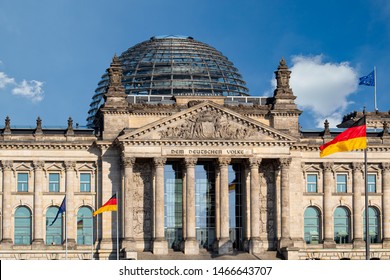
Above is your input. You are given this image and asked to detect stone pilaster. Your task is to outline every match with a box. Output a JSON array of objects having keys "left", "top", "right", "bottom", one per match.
[
  {"left": 217, "top": 157, "right": 232, "bottom": 254},
  {"left": 122, "top": 157, "right": 136, "bottom": 252},
  {"left": 382, "top": 163, "right": 390, "bottom": 246},
  {"left": 279, "top": 158, "right": 293, "bottom": 249},
  {"left": 183, "top": 157, "right": 199, "bottom": 255},
  {"left": 352, "top": 162, "right": 365, "bottom": 248},
  {"left": 1, "top": 161, "right": 13, "bottom": 247},
  {"left": 64, "top": 161, "right": 76, "bottom": 248},
  {"left": 152, "top": 157, "right": 168, "bottom": 255},
  {"left": 249, "top": 157, "right": 262, "bottom": 254},
  {"left": 323, "top": 162, "right": 336, "bottom": 248},
  {"left": 32, "top": 161, "right": 45, "bottom": 247}
]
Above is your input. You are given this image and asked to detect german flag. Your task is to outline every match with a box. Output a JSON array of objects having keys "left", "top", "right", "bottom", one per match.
[
  {"left": 320, "top": 117, "right": 366, "bottom": 158},
  {"left": 93, "top": 194, "right": 117, "bottom": 216}
]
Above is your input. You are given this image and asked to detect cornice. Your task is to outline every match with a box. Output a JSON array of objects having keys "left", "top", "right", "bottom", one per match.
[
  {"left": 0, "top": 142, "right": 94, "bottom": 150},
  {"left": 121, "top": 139, "right": 293, "bottom": 147}
]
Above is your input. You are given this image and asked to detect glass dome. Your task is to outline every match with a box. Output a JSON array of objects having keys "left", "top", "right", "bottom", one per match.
[{"left": 87, "top": 35, "right": 249, "bottom": 126}]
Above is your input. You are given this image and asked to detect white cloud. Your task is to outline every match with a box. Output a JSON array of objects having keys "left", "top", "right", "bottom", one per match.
[
  {"left": 0, "top": 72, "right": 15, "bottom": 88},
  {"left": 12, "top": 80, "right": 44, "bottom": 103},
  {"left": 288, "top": 55, "right": 358, "bottom": 127}
]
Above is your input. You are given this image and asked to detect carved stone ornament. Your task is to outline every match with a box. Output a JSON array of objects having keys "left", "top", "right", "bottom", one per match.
[
  {"left": 218, "top": 157, "right": 231, "bottom": 167},
  {"left": 122, "top": 157, "right": 136, "bottom": 168},
  {"left": 381, "top": 162, "right": 390, "bottom": 172},
  {"left": 322, "top": 162, "right": 334, "bottom": 172},
  {"left": 279, "top": 158, "right": 291, "bottom": 168},
  {"left": 153, "top": 157, "right": 167, "bottom": 167},
  {"left": 33, "top": 161, "right": 45, "bottom": 170},
  {"left": 352, "top": 162, "right": 364, "bottom": 172},
  {"left": 159, "top": 109, "right": 257, "bottom": 140},
  {"left": 248, "top": 157, "right": 262, "bottom": 168},
  {"left": 1, "top": 160, "right": 13, "bottom": 170},
  {"left": 64, "top": 161, "right": 76, "bottom": 171},
  {"left": 184, "top": 157, "right": 198, "bottom": 167}
]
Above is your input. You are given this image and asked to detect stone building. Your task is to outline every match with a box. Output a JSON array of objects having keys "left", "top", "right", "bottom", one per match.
[{"left": 1, "top": 36, "right": 390, "bottom": 260}]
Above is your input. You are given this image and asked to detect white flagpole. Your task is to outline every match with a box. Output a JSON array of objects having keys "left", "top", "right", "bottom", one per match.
[
  {"left": 116, "top": 191, "right": 119, "bottom": 260},
  {"left": 65, "top": 196, "right": 68, "bottom": 260},
  {"left": 374, "top": 66, "right": 377, "bottom": 111}
]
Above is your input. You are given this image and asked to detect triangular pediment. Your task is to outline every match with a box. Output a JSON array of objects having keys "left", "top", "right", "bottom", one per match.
[{"left": 118, "top": 101, "right": 297, "bottom": 144}]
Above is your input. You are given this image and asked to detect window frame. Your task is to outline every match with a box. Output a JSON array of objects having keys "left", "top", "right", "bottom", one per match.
[
  {"left": 17, "top": 172, "right": 29, "bottom": 192},
  {"left": 367, "top": 174, "right": 376, "bottom": 193},
  {"left": 336, "top": 173, "right": 347, "bottom": 193},
  {"left": 306, "top": 173, "right": 318, "bottom": 193},
  {"left": 79, "top": 173, "right": 91, "bottom": 192},
  {"left": 48, "top": 173, "right": 60, "bottom": 192}
]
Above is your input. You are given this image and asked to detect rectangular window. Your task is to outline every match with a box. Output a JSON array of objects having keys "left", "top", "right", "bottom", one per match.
[
  {"left": 49, "top": 173, "right": 60, "bottom": 192},
  {"left": 367, "top": 174, "right": 376, "bottom": 193},
  {"left": 17, "top": 173, "right": 29, "bottom": 192},
  {"left": 80, "top": 173, "right": 91, "bottom": 192},
  {"left": 336, "top": 174, "right": 347, "bottom": 193},
  {"left": 306, "top": 174, "right": 318, "bottom": 193}
]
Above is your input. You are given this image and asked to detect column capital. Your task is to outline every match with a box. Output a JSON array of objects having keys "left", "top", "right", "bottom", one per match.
[
  {"left": 33, "top": 160, "right": 45, "bottom": 170},
  {"left": 218, "top": 157, "right": 231, "bottom": 167},
  {"left": 381, "top": 162, "right": 390, "bottom": 172},
  {"left": 122, "top": 157, "right": 136, "bottom": 168},
  {"left": 279, "top": 158, "right": 291, "bottom": 169},
  {"left": 1, "top": 160, "right": 13, "bottom": 171},
  {"left": 352, "top": 162, "right": 364, "bottom": 172},
  {"left": 248, "top": 157, "right": 262, "bottom": 168},
  {"left": 322, "top": 161, "right": 334, "bottom": 172},
  {"left": 184, "top": 157, "right": 197, "bottom": 167},
  {"left": 64, "top": 161, "right": 76, "bottom": 171},
  {"left": 153, "top": 157, "right": 167, "bottom": 167}
]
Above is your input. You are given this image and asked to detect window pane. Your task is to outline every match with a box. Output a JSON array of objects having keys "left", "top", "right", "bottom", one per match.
[
  {"left": 80, "top": 173, "right": 91, "bottom": 192},
  {"left": 14, "top": 206, "right": 31, "bottom": 245},
  {"left": 336, "top": 174, "right": 347, "bottom": 193},
  {"left": 46, "top": 206, "right": 62, "bottom": 245},
  {"left": 304, "top": 207, "right": 320, "bottom": 244},
  {"left": 306, "top": 174, "right": 317, "bottom": 193},
  {"left": 77, "top": 207, "right": 93, "bottom": 245},
  {"left": 334, "top": 207, "right": 350, "bottom": 244},
  {"left": 367, "top": 174, "right": 376, "bottom": 193},
  {"left": 17, "top": 173, "right": 29, "bottom": 192},
  {"left": 49, "top": 173, "right": 60, "bottom": 192}
]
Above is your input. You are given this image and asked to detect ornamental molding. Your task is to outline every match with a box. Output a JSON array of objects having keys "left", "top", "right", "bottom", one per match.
[
  {"left": 0, "top": 142, "right": 93, "bottom": 150},
  {"left": 118, "top": 101, "right": 297, "bottom": 145}
]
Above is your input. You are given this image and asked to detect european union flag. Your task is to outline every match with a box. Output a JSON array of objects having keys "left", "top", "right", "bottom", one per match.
[
  {"left": 359, "top": 70, "right": 375, "bottom": 86},
  {"left": 50, "top": 196, "right": 66, "bottom": 226}
]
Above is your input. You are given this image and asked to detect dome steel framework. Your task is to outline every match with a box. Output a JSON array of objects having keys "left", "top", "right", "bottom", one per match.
[{"left": 87, "top": 35, "right": 249, "bottom": 126}]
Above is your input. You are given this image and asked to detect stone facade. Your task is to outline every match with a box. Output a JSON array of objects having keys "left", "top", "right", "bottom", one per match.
[{"left": 1, "top": 57, "right": 390, "bottom": 260}]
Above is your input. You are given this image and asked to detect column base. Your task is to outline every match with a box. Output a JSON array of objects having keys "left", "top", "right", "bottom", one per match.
[
  {"left": 323, "top": 238, "right": 336, "bottom": 248},
  {"left": 0, "top": 238, "right": 13, "bottom": 249},
  {"left": 353, "top": 238, "right": 365, "bottom": 249},
  {"left": 122, "top": 238, "right": 137, "bottom": 252},
  {"left": 217, "top": 238, "right": 233, "bottom": 255},
  {"left": 382, "top": 238, "right": 390, "bottom": 247},
  {"left": 184, "top": 238, "right": 199, "bottom": 255},
  {"left": 249, "top": 238, "right": 264, "bottom": 254},
  {"left": 152, "top": 238, "right": 168, "bottom": 255},
  {"left": 65, "top": 239, "right": 76, "bottom": 249},
  {"left": 32, "top": 239, "right": 45, "bottom": 249},
  {"left": 278, "top": 237, "right": 293, "bottom": 249}
]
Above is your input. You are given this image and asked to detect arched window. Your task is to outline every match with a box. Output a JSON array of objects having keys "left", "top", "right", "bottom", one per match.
[
  {"left": 304, "top": 207, "right": 321, "bottom": 244},
  {"left": 46, "top": 206, "right": 63, "bottom": 245},
  {"left": 334, "top": 207, "right": 351, "bottom": 244},
  {"left": 77, "top": 207, "right": 93, "bottom": 245},
  {"left": 363, "top": 207, "right": 380, "bottom": 243},
  {"left": 14, "top": 206, "right": 32, "bottom": 245}
]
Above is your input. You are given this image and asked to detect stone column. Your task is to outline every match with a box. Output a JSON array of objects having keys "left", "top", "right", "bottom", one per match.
[
  {"left": 323, "top": 162, "right": 336, "bottom": 248},
  {"left": 152, "top": 157, "right": 168, "bottom": 255},
  {"left": 352, "top": 162, "right": 365, "bottom": 248},
  {"left": 279, "top": 158, "right": 293, "bottom": 249},
  {"left": 382, "top": 163, "right": 390, "bottom": 246},
  {"left": 217, "top": 157, "right": 232, "bottom": 254},
  {"left": 32, "top": 161, "right": 45, "bottom": 247},
  {"left": 181, "top": 161, "right": 187, "bottom": 249},
  {"left": 249, "top": 157, "right": 262, "bottom": 254},
  {"left": 243, "top": 161, "right": 251, "bottom": 252},
  {"left": 214, "top": 163, "right": 220, "bottom": 249},
  {"left": 183, "top": 157, "right": 199, "bottom": 255},
  {"left": 65, "top": 161, "right": 76, "bottom": 248},
  {"left": 122, "top": 157, "right": 136, "bottom": 252},
  {"left": 1, "top": 161, "right": 13, "bottom": 246}
]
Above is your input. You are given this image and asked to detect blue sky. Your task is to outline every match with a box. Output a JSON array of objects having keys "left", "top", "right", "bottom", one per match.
[{"left": 0, "top": 0, "right": 389, "bottom": 129}]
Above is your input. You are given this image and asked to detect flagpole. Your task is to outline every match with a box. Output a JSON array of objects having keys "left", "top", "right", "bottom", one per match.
[
  {"left": 116, "top": 191, "right": 119, "bottom": 260},
  {"left": 374, "top": 66, "right": 377, "bottom": 111},
  {"left": 65, "top": 195, "right": 68, "bottom": 260}
]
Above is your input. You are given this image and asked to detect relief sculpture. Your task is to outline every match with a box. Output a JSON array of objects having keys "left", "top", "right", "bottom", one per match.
[{"left": 160, "top": 109, "right": 256, "bottom": 140}]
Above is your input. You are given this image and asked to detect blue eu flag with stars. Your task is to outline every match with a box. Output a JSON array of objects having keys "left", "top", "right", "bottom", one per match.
[{"left": 359, "top": 70, "right": 375, "bottom": 86}]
